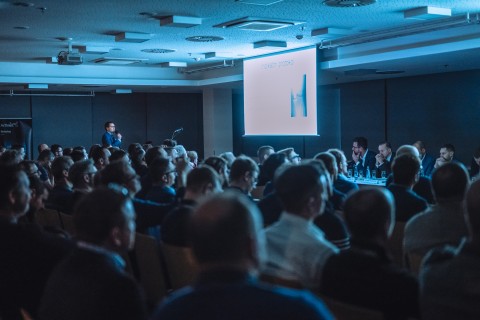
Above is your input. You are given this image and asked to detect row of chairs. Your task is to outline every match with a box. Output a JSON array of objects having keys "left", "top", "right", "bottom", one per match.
[{"left": 35, "top": 208, "right": 200, "bottom": 309}]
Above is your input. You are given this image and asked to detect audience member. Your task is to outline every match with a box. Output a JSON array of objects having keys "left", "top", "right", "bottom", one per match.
[
  {"left": 38, "top": 143, "right": 49, "bottom": 153},
  {"left": 152, "top": 193, "right": 333, "bottom": 320},
  {"left": 0, "top": 165, "right": 73, "bottom": 319},
  {"left": 203, "top": 156, "right": 230, "bottom": 189},
  {"left": 259, "top": 153, "right": 287, "bottom": 196},
  {"left": 39, "top": 187, "right": 147, "bottom": 320},
  {"left": 219, "top": 151, "right": 236, "bottom": 168},
  {"left": 404, "top": 162, "right": 469, "bottom": 255},
  {"left": 65, "top": 159, "right": 97, "bottom": 214},
  {"left": 19, "top": 160, "right": 41, "bottom": 178},
  {"left": 327, "top": 148, "right": 359, "bottom": 194},
  {"left": 187, "top": 150, "right": 198, "bottom": 168},
  {"left": 413, "top": 140, "right": 435, "bottom": 176},
  {"left": 0, "top": 149, "right": 22, "bottom": 165},
  {"left": 161, "top": 166, "right": 222, "bottom": 246},
  {"left": 349, "top": 136, "right": 376, "bottom": 176},
  {"left": 37, "top": 149, "right": 54, "bottom": 188},
  {"left": 420, "top": 179, "right": 480, "bottom": 320},
  {"left": 225, "top": 155, "right": 259, "bottom": 198},
  {"left": 51, "top": 144, "right": 63, "bottom": 158},
  {"left": 11, "top": 144, "right": 26, "bottom": 161},
  {"left": 144, "top": 157, "right": 177, "bottom": 205},
  {"left": 469, "top": 146, "right": 480, "bottom": 178},
  {"left": 257, "top": 145, "right": 275, "bottom": 165},
  {"left": 277, "top": 147, "right": 301, "bottom": 164},
  {"left": 387, "top": 154, "right": 428, "bottom": 222},
  {"left": 46, "top": 156, "right": 74, "bottom": 212},
  {"left": 321, "top": 188, "right": 419, "bottom": 319},
  {"left": 262, "top": 161, "right": 338, "bottom": 289}
]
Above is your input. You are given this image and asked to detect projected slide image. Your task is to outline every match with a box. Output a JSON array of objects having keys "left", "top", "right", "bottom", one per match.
[
  {"left": 244, "top": 47, "right": 317, "bottom": 136},
  {"left": 290, "top": 74, "right": 307, "bottom": 118}
]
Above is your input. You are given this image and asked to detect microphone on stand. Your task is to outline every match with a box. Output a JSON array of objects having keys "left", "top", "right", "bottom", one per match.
[{"left": 171, "top": 127, "right": 183, "bottom": 140}]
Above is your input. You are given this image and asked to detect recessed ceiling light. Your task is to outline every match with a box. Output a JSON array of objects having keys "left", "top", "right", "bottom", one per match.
[
  {"left": 253, "top": 40, "right": 287, "bottom": 49},
  {"left": 92, "top": 58, "right": 146, "bottom": 65},
  {"left": 235, "top": 0, "right": 284, "bottom": 6},
  {"left": 185, "top": 36, "right": 224, "bottom": 42},
  {"left": 141, "top": 48, "right": 176, "bottom": 54},
  {"left": 14, "top": 26, "right": 30, "bottom": 29}
]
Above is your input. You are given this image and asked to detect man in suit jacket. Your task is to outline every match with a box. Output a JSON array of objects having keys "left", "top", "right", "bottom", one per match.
[
  {"left": 375, "top": 141, "right": 395, "bottom": 178},
  {"left": 328, "top": 148, "right": 359, "bottom": 195},
  {"left": 413, "top": 141, "right": 435, "bottom": 177},
  {"left": 387, "top": 155, "right": 428, "bottom": 222},
  {"left": 349, "top": 136, "right": 377, "bottom": 176},
  {"left": 39, "top": 187, "right": 147, "bottom": 320}
]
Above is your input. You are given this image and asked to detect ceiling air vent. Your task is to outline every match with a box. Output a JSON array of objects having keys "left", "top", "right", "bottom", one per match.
[
  {"left": 323, "top": 0, "right": 376, "bottom": 7},
  {"left": 185, "top": 36, "right": 224, "bottom": 42},
  {"left": 214, "top": 17, "right": 302, "bottom": 31},
  {"left": 141, "top": 49, "right": 176, "bottom": 54}
]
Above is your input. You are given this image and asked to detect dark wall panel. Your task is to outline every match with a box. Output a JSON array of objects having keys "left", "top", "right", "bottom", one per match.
[
  {"left": 340, "top": 80, "right": 386, "bottom": 157},
  {"left": 0, "top": 96, "right": 31, "bottom": 118},
  {"left": 387, "top": 70, "right": 480, "bottom": 164},
  {"left": 146, "top": 93, "right": 203, "bottom": 158},
  {"left": 31, "top": 96, "right": 92, "bottom": 158},
  {"left": 92, "top": 93, "right": 147, "bottom": 149}
]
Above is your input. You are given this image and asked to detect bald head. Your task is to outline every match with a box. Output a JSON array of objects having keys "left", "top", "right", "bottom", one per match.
[
  {"left": 190, "top": 193, "right": 264, "bottom": 268},
  {"left": 396, "top": 145, "right": 420, "bottom": 159},
  {"left": 344, "top": 188, "right": 395, "bottom": 241},
  {"left": 432, "top": 162, "right": 469, "bottom": 202},
  {"left": 467, "top": 180, "right": 480, "bottom": 239}
]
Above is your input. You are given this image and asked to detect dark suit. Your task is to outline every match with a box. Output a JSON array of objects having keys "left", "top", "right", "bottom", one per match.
[
  {"left": 39, "top": 246, "right": 147, "bottom": 320},
  {"left": 152, "top": 268, "right": 333, "bottom": 320},
  {"left": 349, "top": 149, "right": 377, "bottom": 176},
  {"left": 321, "top": 240, "right": 419, "bottom": 319},
  {"left": 421, "top": 153, "right": 435, "bottom": 177},
  {"left": 0, "top": 218, "right": 73, "bottom": 320},
  {"left": 334, "top": 174, "right": 359, "bottom": 195},
  {"left": 375, "top": 152, "right": 396, "bottom": 178},
  {"left": 387, "top": 184, "right": 428, "bottom": 222}
]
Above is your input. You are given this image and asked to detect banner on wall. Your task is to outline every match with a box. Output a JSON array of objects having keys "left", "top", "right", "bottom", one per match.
[{"left": 0, "top": 118, "right": 33, "bottom": 160}]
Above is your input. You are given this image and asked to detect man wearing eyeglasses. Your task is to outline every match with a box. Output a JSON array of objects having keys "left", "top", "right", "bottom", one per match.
[{"left": 102, "top": 121, "right": 122, "bottom": 148}]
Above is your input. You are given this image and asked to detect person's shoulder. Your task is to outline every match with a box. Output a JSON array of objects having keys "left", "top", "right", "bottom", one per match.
[{"left": 423, "top": 245, "right": 458, "bottom": 267}]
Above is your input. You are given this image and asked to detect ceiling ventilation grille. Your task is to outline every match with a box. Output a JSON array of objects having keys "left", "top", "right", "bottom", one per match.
[
  {"left": 141, "top": 49, "right": 176, "bottom": 54},
  {"left": 323, "top": 0, "right": 376, "bottom": 7},
  {"left": 214, "top": 17, "right": 302, "bottom": 31},
  {"left": 186, "top": 36, "right": 224, "bottom": 42}
]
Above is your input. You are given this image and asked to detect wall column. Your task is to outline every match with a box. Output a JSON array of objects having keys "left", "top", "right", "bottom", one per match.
[{"left": 203, "top": 88, "right": 233, "bottom": 157}]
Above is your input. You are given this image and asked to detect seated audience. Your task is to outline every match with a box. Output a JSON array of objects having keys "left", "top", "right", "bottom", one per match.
[
  {"left": 260, "top": 153, "right": 287, "bottom": 196},
  {"left": 203, "top": 156, "right": 230, "bottom": 189},
  {"left": 0, "top": 149, "right": 22, "bottom": 165},
  {"left": 219, "top": 151, "right": 236, "bottom": 168},
  {"left": 65, "top": 159, "right": 97, "bottom": 214},
  {"left": 39, "top": 187, "right": 147, "bottom": 320},
  {"left": 327, "top": 148, "right": 359, "bottom": 195},
  {"left": 161, "top": 166, "right": 222, "bottom": 246},
  {"left": 152, "top": 193, "right": 333, "bottom": 320},
  {"left": 387, "top": 154, "right": 428, "bottom": 222},
  {"left": 277, "top": 147, "right": 301, "bottom": 164},
  {"left": 420, "top": 179, "right": 480, "bottom": 319},
  {"left": 144, "top": 157, "right": 177, "bottom": 205},
  {"left": 262, "top": 161, "right": 338, "bottom": 289},
  {"left": 469, "top": 146, "right": 480, "bottom": 178},
  {"left": 187, "top": 150, "right": 198, "bottom": 168},
  {"left": 90, "top": 146, "right": 111, "bottom": 171},
  {"left": 256, "top": 145, "right": 275, "bottom": 186},
  {"left": 0, "top": 165, "right": 73, "bottom": 319},
  {"left": 405, "top": 162, "right": 469, "bottom": 255},
  {"left": 37, "top": 149, "right": 54, "bottom": 188},
  {"left": 19, "top": 160, "right": 41, "bottom": 178},
  {"left": 46, "top": 156, "right": 74, "bottom": 212},
  {"left": 51, "top": 144, "right": 63, "bottom": 158},
  {"left": 321, "top": 188, "right": 420, "bottom": 319},
  {"left": 225, "top": 155, "right": 259, "bottom": 198}
]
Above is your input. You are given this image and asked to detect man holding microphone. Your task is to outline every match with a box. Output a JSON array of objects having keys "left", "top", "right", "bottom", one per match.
[{"left": 102, "top": 121, "right": 122, "bottom": 148}]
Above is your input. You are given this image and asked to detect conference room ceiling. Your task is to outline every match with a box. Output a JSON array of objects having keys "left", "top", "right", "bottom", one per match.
[{"left": 0, "top": 0, "right": 480, "bottom": 92}]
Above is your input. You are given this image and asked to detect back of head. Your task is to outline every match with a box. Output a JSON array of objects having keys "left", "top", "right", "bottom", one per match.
[
  {"left": 73, "top": 186, "right": 130, "bottom": 245},
  {"left": 274, "top": 162, "right": 325, "bottom": 214},
  {"left": 432, "top": 162, "right": 469, "bottom": 201},
  {"left": 0, "top": 149, "right": 21, "bottom": 165},
  {"left": 145, "top": 146, "right": 167, "bottom": 166},
  {"left": 327, "top": 148, "right": 344, "bottom": 170},
  {"left": 51, "top": 156, "right": 74, "bottom": 180},
  {"left": 396, "top": 145, "right": 420, "bottom": 158},
  {"left": 443, "top": 143, "right": 455, "bottom": 153},
  {"left": 0, "top": 165, "right": 27, "bottom": 212},
  {"left": 203, "top": 156, "right": 228, "bottom": 174},
  {"left": 190, "top": 192, "right": 262, "bottom": 266},
  {"left": 162, "top": 139, "right": 177, "bottom": 147},
  {"left": 38, "top": 149, "right": 53, "bottom": 162},
  {"left": 261, "top": 153, "right": 287, "bottom": 182},
  {"left": 257, "top": 145, "right": 274, "bottom": 162},
  {"left": 314, "top": 152, "right": 337, "bottom": 178},
  {"left": 344, "top": 188, "right": 394, "bottom": 240},
  {"left": 149, "top": 157, "right": 171, "bottom": 183},
  {"left": 187, "top": 166, "right": 220, "bottom": 193},
  {"left": 69, "top": 159, "right": 94, "bottom": 187},
  {"left": 109, "top": 149, "right": 128, "bottom": 163},
  {"left": 354, "top": 137, "right": 368, "bottom": 149},
  {"left": 466, "top": 180, "right": 480, "bottom": 238},
  {"left": 219, "top": 152, "right": 235, "bottom": 168},
  {"left": 100, "top": 161, "right": 131, "bottom": 186},
  {"left": 229, "top": 156, "right": 258, "bottom": 182},
  {"left": 392, "top": 155, "right": 420, "bottom": 186}
]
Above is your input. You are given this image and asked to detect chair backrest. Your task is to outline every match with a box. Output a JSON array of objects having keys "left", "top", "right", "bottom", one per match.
[
  {"left": 406, "top": 251, "right": 425, "bottom": 276},
  {"left": 58, "top": 212, "right": 75, "bottom": 236},
  {"left": 161, "top": 243, "right": 199, "bottom": 291},
  {"left": 386, "top": 221, "right": 406, "bottom": 266},
  {"left": 320, "top": 296, "right": 384, "bottom": 320},
  {"left": 133, "top": 233, "right": 168, "bottom": 306},
  {"left": 259, "top": 273, "right": 304, "bottom": 290},
  {"left": 36, "top": 208, "right": 62, "bottom": 229}
]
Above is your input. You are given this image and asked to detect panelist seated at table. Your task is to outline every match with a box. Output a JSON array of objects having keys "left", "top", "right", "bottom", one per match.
[
  {"left": 374, "top": 142, "right": 395, "bottom": 178},
  {"left": 348, "top": 136, "right": 377, "bottom": 177}
]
